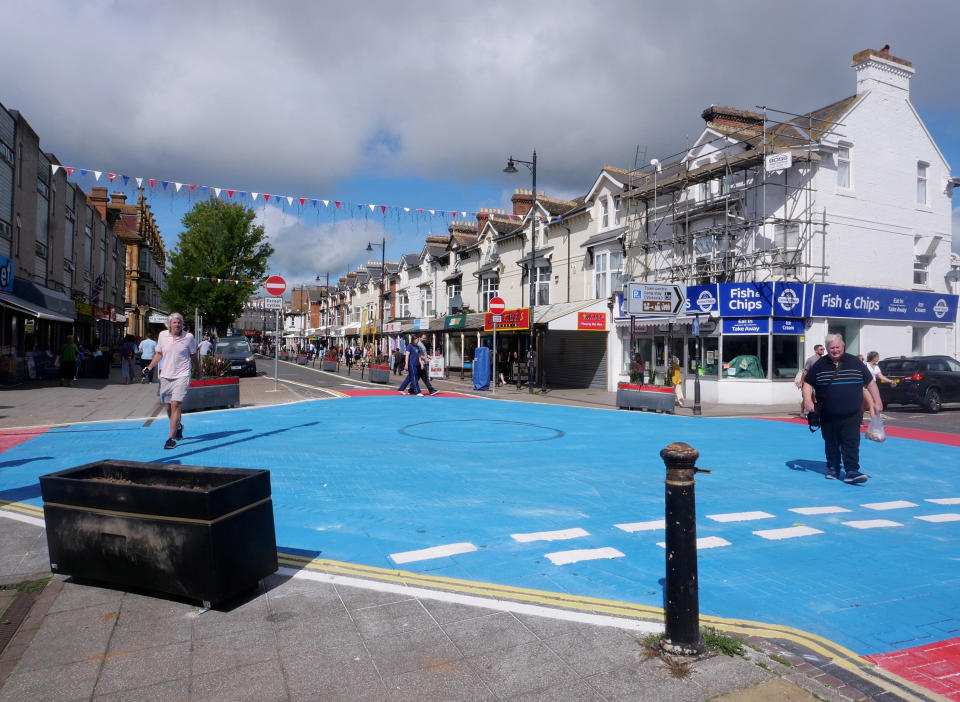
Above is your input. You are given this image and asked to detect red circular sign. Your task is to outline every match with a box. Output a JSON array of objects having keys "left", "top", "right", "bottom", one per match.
[
  {"left": 264, "top": 275, "right": 287, "bottom": 296},
  {"left": 489, "top": 297, "right": 506, "bottom": 314}
]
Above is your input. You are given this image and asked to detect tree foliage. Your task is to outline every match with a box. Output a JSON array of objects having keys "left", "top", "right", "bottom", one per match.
[{"left": 163, "top": 199, "right": 274, "bottom": 334}]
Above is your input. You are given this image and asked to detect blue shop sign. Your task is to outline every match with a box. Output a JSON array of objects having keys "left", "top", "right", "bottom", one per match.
[
  {"left": 719, "top": 282, "right": 773, "bottom": 317},
  {"left": 772, "top": 318, "right": 804, "bottom": 334},
  {"left": 722, "top": 317, "right": 770, "bottom": 334},
  {"left": 811, "top": 284, "right": 958, "bottom": 323},
  {"left": 771, "top": 282, "right": 809, "bottom": 318},
  {"left": 0, "top": 253, "right": 13, "bottom": 292},
  {"left": 685, "top": 284, "right": 718, "bottom": 314}
]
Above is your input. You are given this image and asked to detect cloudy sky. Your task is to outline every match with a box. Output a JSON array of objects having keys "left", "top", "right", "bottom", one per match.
[{"left": 3, "top": 0, "right": 958, "bottom": 287}]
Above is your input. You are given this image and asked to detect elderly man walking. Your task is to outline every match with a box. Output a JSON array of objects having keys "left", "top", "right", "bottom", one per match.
[
  {"left": 802, "top": 334, "right": 875, "bottom": 484},
  {"left": 142, "top": 313, "right": 198, "bottom": 449}
]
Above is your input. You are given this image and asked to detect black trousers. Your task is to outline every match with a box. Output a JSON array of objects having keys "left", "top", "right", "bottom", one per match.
[
  {"left": 821, "top": 411, "right": 862, "bottom": 474},
  {"left": 418, "top": 365, "right": 435, "bottom": 393}
]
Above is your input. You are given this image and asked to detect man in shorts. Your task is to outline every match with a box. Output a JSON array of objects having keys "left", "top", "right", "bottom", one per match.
[{"left": 142, "top": 312, "right": 198, "bottom": 449}]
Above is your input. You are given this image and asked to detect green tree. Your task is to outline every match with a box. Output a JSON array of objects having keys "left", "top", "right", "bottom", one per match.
[{"left": 164, "top": 199, "right": 274, "bottom": 334}]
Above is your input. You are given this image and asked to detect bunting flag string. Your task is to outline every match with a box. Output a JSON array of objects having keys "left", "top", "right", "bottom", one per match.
[
  {"left": 183, "top": 276, "right": 259, "bottom": 286},
  {"left": 53, "top": 162, "right": 560, "bottom": 225}
]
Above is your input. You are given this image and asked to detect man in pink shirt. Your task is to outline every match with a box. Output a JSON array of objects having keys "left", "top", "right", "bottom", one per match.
[{"left": 142, "top": 312, "right": 198, "bottom": 449}]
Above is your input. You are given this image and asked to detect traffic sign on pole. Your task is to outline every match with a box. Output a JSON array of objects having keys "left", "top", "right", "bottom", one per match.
[
  {"left": 489, "top": 297, "right": 506, "bottom": 314},
  {"left": 263, "top": 296, "right": 283, "bottom": 310},
  {"left": 624, "top": 282, "right": 686, "bottom": 317},
  {"left": 264, "top": 275, "right": 287, "bottom": 296}
]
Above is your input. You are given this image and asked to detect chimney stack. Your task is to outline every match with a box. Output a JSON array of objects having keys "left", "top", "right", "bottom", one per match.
[
  {"left": 110, "top": 191, "right": 127, "bottom": 205},
  {"left": 852, "top": 45, "right": 914, "bottom": 97}
]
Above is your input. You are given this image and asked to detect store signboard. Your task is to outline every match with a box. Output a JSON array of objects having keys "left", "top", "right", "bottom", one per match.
[
  {"left": 771, "top": 282, "right": 809, "bottom": 318},
  {"left": 383, "top": 321, "right": 402, "bottom": 333},
  {"left": 719, "top": 282, "right": 773, "bottom": 317},
  {"left": 0, "top": 253, "right": 13, "bottom": 292},
  {"left": 722, "top": 317, "right": 770, "bottom": 335},
  {"left": 577, "top": 312, "right": 606, "bottom": 331},
  {"left": 444, "top": 314, "right": 466, "bottom": 330},
  {"left": 811, "top": 284, "right": 958, "bottom": 323},
  {"left": 685, "top": 284, "right": 718, "bottom": 314},
  {"left": 772, "top": 318, "right": 804, "bottom": 334},
  {"left": 484, "top": 308, "right": 529, "bottom": 332}
]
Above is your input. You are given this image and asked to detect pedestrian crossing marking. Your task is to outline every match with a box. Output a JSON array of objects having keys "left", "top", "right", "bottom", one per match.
[
  {"left": 926, "top": 497, "right": 960, "bottom": 505},
  {"left": 753, "top": 526, "right": 824, "bottom": 540},
  {"left": 843, "top": 519, "right": 903, "bottom": 529},
  {"left": 545, "top": 547, "right": 625, "bottom": 566},
  {"left": 861, "top": 501, "right": 918, "bottom": 511},
  {"left": 914, "top": 513, "right": 960, "bottom": 523},
  {"left": 614, "top": 520, "right": 664, "bottom": 532},
  {"left": 511, "top": 527, "right": 589, "bottom": 543},
  {"left": 657, "top": 536, "right": 731, "bottom": 550},
  {"left": 390, "top": 542, "right": 477, "bottom": 564},
  {"left": 706, "top": 511, "right": 774, "bottom": 523},
  {"left": 789, "top": 506, "right": 852, "bottom": 515}
]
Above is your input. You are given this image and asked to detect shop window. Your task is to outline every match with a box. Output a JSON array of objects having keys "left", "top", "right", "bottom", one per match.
[
  {"left": 721, "top": 335, "right": 768, "bottom": 378},
  {"left": 772, "top": 335, "right": 802, "bottom": 380}
]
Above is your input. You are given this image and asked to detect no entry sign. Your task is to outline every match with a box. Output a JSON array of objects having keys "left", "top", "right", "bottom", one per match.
[
  {"left": 264, "top": 275, "right": 286, "bottom": 296},
  {"left": 489, "top": 296, "right": 506, "bottom": 314}
]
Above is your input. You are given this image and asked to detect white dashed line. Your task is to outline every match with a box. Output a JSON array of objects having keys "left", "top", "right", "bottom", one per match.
[
  {"left": 861, "top": 500, "right": 918, "bottom": 511},
  {"left": 614, "top": 520, "right": 665, "bottom": 533},
  {"left": 657, "top": 536, "right": 731, "bottom": 550},
  {"left": 789, "top": 506, "right": 852, "bottom": 515},
  {"left": 926, "top": 497, "right": 960, "bottom": 505},
  {"left": 914, "top": 513, "right": 960, "bottom": 523},
  {"left": 545, "top": 547, "right": 625, "bottom": 566},
  {"left": 390, "top": 542, "right": 477, "bottom": 564},
  {"left": 753, "top": 526, "right": 824, "bottom": 540},
  {"left": 511, "top": 528, "right": 589, "bottom": 543},
  {"left": 706, "top": 511, "right": 774, "bottom": 523},
  {"left": 842, "top": 519, "right": 903, "bottom": 530}
]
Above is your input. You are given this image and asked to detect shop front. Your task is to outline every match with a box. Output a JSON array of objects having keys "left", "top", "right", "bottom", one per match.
[{"left": 613, "top": 282, "right": 958, "bottom": 404}]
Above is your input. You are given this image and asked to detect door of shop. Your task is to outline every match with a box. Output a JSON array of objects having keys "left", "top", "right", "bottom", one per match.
[{"left": 542, "top": 331, "right": 606, "bottom": 389}]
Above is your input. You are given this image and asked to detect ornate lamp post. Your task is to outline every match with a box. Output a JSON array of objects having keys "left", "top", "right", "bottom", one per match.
[
  {"left": 504, "top": 150, "right": 538, "bottom": 394},
  {"left": 366, "top": 238, "right": 386, "bottom": 355}
]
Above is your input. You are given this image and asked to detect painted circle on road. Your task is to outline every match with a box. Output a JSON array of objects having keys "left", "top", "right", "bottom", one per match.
[{"left": 400, "top": 419, "right": 564, "bottom": 443}]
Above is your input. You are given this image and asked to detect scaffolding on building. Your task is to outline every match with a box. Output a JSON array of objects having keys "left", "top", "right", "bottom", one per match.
[{"left": 621, "top": 104, "right": 852, "bottom": 286}]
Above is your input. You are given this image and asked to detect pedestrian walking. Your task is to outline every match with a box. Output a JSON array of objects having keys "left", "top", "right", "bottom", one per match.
[
  {"left": 802, "top": 334, "right": 875, "bottom": 484},
  {"left": 198, "top": 335, "right": 213, "bottom": 357},
  {"left": 142, "top": 312, "right": 198, "bottom": 450},
  {"left": 58, "top": 335, "right": 78, "bottom": 387},
  {"left": 862, "top": 351, "right": 890, "bottom": 421},
  {"left": 416, "top": 334, "right": 439, "bottom": 395},
  {"left": 120, "top": 335, "right": 138, "bottom": 384},
  {"left": 397, "top": 336, "right": 422, "bottom": 395},
  {"left": 138, "top": 332, "right": 157, "bottom": 383}
]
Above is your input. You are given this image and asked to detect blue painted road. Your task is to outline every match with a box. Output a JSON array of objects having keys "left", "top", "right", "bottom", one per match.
[{"left": 1, "top": 396, "right": 957, "bottom": 656}]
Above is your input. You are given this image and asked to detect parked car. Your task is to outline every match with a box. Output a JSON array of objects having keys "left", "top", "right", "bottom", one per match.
[
  {"left": 213, "top": 336, "right": 257, "bottom": 377},
  {"left": 877, "top": 355, "right": 960, "bottom": 413}
]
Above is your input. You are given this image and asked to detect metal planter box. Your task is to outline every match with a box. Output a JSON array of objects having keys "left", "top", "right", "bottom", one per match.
[
  {"left": 182, "top": 378, "right": 240, "bottom": 412},
  {"left": 321, "top": 360, "right": 338, "bottom": 372},
  {"left": 617, "top": 384, "right": 676, "bottom": 413},
  {"left": 39, "top": 460, "right": 278, "bottom": 608},
  {"left": 368, "top": 366, "right": 391, "bottom": 384}
]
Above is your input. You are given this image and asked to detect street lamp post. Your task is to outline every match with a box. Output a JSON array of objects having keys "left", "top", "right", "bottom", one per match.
[
  {"left": 366, "top": 238, "right": 386, "bottom": 357},
  {"left": 316, "top": 272, "right": 329, "bottom": 351},
  {"left": 504, "top": 150, "right": 537, "bottom": 394}
]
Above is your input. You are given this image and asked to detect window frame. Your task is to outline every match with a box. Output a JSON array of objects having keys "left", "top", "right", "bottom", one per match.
[
  {"left": 836, "top": 144, "right": 852, "bottom": 190},
  {"left": 916, "top": 161, "right": 928, "bottom": 205}
]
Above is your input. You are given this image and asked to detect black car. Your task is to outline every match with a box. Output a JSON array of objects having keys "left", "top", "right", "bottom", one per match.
[
  {"left": 214, "top": 337, "right": 257, "bottom": 377},
  {"left": 877, "top": 355, "right": 960, "bottom": 413}
]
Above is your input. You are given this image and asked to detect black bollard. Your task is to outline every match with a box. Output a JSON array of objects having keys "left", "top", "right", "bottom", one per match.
[{"left": 660, "top": 442, "right": 711, "bottom": 655}]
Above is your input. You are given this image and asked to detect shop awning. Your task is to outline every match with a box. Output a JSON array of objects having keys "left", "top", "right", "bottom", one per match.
[
  {"left": 614, "top": 315, "right": 695, "bottom": 329},
  {"left": 0, "top": 290, "right": 76, "bottom": 323},
  {"left": 536, "top": 299, "right": 605, "bottom": 325}
]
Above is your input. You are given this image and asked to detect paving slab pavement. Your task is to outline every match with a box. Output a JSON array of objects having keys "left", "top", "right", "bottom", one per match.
[{"left": 0, "top": 364, "right": 943, "bottom": 701}]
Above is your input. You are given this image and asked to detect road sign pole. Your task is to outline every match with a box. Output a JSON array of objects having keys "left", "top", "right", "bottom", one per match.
[
  {"left": 492, "top": 321, "right": 497, "bottom": 394},
  {"left": 274, "top": 309, "right": 279, "bottom": 392}
]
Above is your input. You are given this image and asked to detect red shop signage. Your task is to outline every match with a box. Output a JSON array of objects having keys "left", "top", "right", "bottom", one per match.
[
  {"left": 577, "top": 311, "right": 607, "bottom": 330},
  {"left": 484, "top": 307, "right": 529, "bottom": 331}
]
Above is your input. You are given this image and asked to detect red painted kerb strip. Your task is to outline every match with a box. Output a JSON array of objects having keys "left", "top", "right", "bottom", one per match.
[
  {"left": 759, "top": 417, "right": 960, "bottom": 447},
  {"left": 866, "top": 637, "right": 960, "bottom": 701},
  {"left": 0, "top": 428, "right": 50, "bottom": 454}
]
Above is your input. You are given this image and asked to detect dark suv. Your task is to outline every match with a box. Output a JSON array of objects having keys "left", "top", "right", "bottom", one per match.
[
  {"left": 214, "top": 336, "right": 257, "bottom": 377},
  {"left": 877, "top": 355, "right": 960, "bottom": 413}
]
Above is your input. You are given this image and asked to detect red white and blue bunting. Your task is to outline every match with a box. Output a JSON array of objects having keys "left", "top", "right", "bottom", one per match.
[
  {"left": 50, "top": 164, "right": 562, "bottom": 223},
  {"left": 183, "top": 276, "right": 258, "bottom": 286}
]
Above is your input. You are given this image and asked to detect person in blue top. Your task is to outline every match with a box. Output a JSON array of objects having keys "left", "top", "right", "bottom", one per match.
[
  {"left": 802, "top": 334, "right": 875, "bottom": 484},
  {"left": 396, "top": 334, "right": 423, "bottom": 396}
]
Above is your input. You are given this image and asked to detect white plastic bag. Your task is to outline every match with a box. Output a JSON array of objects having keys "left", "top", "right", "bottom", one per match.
[{"left": 866, "top": 413, "right": 886, "bottom": 443}]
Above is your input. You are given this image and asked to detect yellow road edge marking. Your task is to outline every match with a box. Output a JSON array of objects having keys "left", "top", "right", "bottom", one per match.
[{"left": 277, "top": 552, "right": 941, "bottom": 702}]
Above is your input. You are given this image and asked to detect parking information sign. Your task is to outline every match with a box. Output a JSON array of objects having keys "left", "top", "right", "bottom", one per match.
[{"left": 624, "top": 282, "right": 686, "bottom": 316}]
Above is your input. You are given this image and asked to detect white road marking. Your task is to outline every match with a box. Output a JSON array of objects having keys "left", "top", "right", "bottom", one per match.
[
  {"left": 915, "top": 513, "right": 960, "bottom": 523},
  {"left": 926, "top": 497, "right": 960, "bottom": 505},
  {"left": 545, "top": 547, "right": 625, "bottom": 566},
  {"left": 842, "top": 519, "right": 903, "bottom": 529},
  {"left": 614, "top": 520, "right": 665, "bottom": 533},
  {"left": 789, "top": 506, "right": 852, "bottom": 515},
  {"left": 861, "top": 500, "right": 918, "bottom": 511},
  {"left": 753, "top": 526, "right": 824, "bottom": 540},
  {"left": 706, "top": 511, "right": 774, "bottom": 523},
  {"left": 390, "top": 542, "right": 477, "bottom": 564},
  {"left": 0, "top": 510, "right": 45, "bottom": 527},
  {"left": 656, "top": 536, "right": 731, "bottom": 550},
  {"left": 511, "top": 527, "right": 589, "bottom": 543}
]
